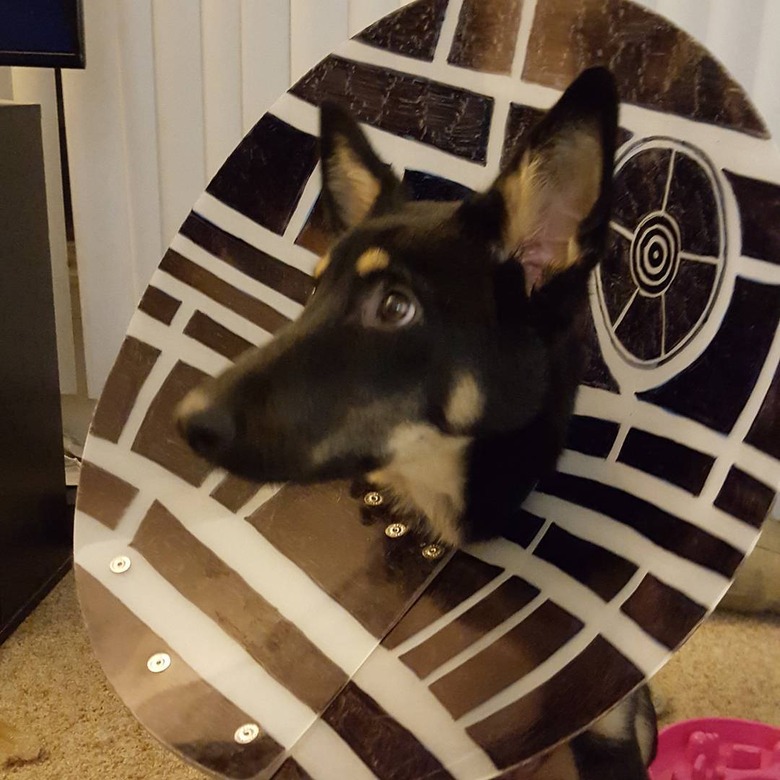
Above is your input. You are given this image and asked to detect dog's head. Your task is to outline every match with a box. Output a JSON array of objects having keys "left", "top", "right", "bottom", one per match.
[{"left": 177, "top": 68, "right": 618, "bottom": 485}]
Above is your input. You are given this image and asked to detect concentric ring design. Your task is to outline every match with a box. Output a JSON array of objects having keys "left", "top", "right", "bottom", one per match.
[
  {"left": 597, "top": 138, "right": 727, "bottom": 370},
  {"left": 630, "top": 211, "right": 681, "bottom": 297}
]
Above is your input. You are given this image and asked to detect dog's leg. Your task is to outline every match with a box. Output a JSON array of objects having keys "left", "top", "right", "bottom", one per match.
[
  {"left": 494, "top": 687, "right": 657, "bottom": 780},
  {"left": 569, "top": 687, "right": 657, "bottom": 780}
]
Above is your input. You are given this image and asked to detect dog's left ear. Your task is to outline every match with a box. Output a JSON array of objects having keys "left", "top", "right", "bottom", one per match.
[
  {"left": 319, "top": 102, "right": 406, "bottom": 234},
  {"left": 473, "top": 68, "right": 618, "bottom": 295}
]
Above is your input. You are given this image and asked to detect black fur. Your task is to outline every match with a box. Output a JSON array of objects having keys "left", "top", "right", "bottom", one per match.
[
  {"left": 571, "top": 687, "right": 658, "bottom": 780},
  {"left": 178, "top": 68, "right": 619, "bottom": 545}
]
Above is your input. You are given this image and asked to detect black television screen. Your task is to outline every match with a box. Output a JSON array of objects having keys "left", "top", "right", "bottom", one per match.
[{"left": 0, "top": 0, "right": 84, "bottom": 68}]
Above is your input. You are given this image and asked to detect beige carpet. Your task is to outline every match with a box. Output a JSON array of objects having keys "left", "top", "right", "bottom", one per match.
[{"left": 1, "top": 572, "right": 778, "bottom": 779}]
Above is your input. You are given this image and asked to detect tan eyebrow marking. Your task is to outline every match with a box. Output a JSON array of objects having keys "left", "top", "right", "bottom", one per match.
[
  {"left": 313, "top": 252, "right": 331, "bottom": 279},
  {"left": 356, "top": 247, "right": 391, "bottom": 277}
]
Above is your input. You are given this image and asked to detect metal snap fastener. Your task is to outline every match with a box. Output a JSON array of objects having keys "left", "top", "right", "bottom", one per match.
[
  {"left": 385, "top": 522, "right": 408, "bottom": 539},
  {"left": 234, "top": 723, "right": 261, "bottom": 744},
  {"left": 146, "top": 653, "right": 171, "bottom": 673},
  {"left": 422, "top": 544, "right": 445, "bottom": 561},
  {"left": 363, "top": 491, "right": 383, "bottom": 507},
  {"left": 109, "top": 555, "right": 131, "bottom": 573}
]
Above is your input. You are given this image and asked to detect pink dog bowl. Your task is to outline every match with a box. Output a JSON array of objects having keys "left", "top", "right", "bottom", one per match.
[{"left": 650, "top": 718, "right": 780, "bottom": 780}]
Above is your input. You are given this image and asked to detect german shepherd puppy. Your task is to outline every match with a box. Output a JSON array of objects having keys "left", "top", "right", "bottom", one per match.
[{"left": 177, "top": 68, "right": 657, "bottom": 778}]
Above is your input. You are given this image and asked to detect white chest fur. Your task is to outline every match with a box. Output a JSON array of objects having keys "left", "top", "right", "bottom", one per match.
[{"left": 369, "top": 423, "right": 472, "bottom": 545}]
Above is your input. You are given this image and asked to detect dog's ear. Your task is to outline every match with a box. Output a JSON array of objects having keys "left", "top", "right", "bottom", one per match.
[
  {"left": 475, "top": 68, "right": 618, "bottom": 295},
  {"left": 320, "top": 102, "right": 405, "bottom": 233}
]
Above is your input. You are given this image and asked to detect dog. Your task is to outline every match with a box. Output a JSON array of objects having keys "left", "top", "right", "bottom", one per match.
[{"left": 177, "top": 67, "right": 657, "bottom": 778}]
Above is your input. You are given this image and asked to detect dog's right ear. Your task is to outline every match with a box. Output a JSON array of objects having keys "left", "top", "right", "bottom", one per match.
[{"left": 320, "top": 102, "right": 405, "bottom": 234}]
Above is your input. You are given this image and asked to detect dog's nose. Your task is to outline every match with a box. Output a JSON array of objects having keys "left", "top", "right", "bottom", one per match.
[{"left": 176, "top": 390, "right": 236, "bottom": 458}]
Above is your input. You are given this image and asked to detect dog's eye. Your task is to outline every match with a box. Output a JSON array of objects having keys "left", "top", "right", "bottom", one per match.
[
  {"left": 379, "top": 291, "right": 416, "bottom": 326},
  {"left": 361, "top": 285, "right": 420, "bottom": 329}
]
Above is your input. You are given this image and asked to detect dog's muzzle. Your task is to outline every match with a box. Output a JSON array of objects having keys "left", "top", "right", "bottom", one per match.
[{"left": 176, "top": 389, "right": 237, "bottom": 460}]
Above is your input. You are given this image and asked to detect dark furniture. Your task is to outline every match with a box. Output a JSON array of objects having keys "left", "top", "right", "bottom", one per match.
[
  {"left": 0, "top": 101, "right": 70, "bottom": 645},
  {"left": 0, "top": 0, "right": 85, "bottom": 69}
]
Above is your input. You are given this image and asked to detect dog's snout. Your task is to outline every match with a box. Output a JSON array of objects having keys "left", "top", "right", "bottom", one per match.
[
  {"left": 184, "top": 406, "right": 236, "bottom": 458},
  {"left": 176, "top": 390, "right": 237, "bottom": 459}
]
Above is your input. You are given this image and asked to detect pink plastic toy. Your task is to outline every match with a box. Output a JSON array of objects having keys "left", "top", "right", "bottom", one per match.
[{"left": 649, "top": 718, "right": 780, "bottom": 780}]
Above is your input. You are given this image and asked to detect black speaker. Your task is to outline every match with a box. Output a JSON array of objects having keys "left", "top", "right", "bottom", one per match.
[{"left": 0, "top": 103, "right": 70, "bottom": 645}]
